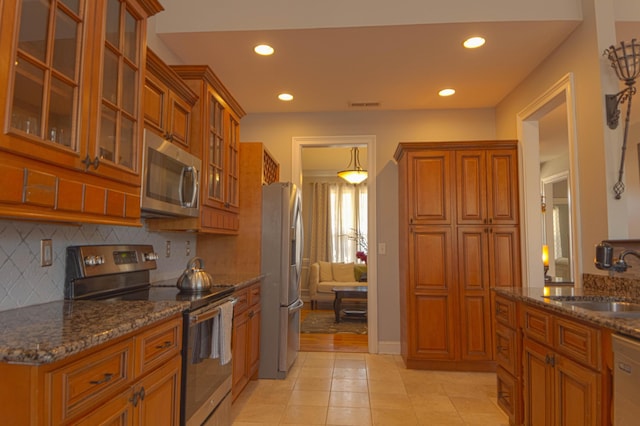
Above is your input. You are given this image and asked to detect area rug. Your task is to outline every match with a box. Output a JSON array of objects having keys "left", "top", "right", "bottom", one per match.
[{"left": 300, "top": 310, "right": 367, "bottom": 334}]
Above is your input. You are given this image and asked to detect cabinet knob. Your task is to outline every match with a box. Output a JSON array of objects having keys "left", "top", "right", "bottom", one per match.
[{"left": 82, "top": 154, "right": 100, "bottom": 171}]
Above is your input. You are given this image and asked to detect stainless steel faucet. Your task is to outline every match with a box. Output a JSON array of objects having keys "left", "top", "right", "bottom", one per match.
[{"left": 611, "top": 249, "right": 640, "bottom": 272}]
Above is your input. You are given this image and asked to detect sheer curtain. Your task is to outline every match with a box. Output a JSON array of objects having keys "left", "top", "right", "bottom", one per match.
[
  {"left": 329, "top": 183, "right": 367, "bottom": 263},
  {"left": 308, "top": 181, "right": 367, "bottom": 264}
]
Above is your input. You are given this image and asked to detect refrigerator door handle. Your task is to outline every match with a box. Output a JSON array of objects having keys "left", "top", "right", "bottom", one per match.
[{"left": 289, "top": 298, "right": 304, "bottom": 312}]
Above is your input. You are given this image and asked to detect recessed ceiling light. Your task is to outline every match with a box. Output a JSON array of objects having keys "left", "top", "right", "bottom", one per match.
[
  {"left": 463, "top": 36, "right": 486, "bottom": 49},
  {"left": 254, "top": 44, "right": 274, "bottom": 55},
  {"left": 439, "top": 88, "right": 456, "bottom": 97},
  {"left": 278, "top": 93, "right": 293, "bottom": 101}
]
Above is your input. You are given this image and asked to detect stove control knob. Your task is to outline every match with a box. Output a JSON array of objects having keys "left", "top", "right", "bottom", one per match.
[
  {"left": 95, "top": 255, "right": 105, "bottom": 265},
  {"left": 143, "top": 252, "right": 159, "bottom": 261},
  {"left": 84, "top": 256, "right": 98, "bottom": 266}
]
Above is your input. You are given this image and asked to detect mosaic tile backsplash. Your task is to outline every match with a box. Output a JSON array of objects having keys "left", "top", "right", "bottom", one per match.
[{"left": 0, "top": 220, "right": 196, "bottom": 312}]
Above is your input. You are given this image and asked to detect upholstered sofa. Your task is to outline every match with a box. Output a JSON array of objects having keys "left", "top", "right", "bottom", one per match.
[{"left": 309, "top": 261, "right": 367, "bottom": 309}]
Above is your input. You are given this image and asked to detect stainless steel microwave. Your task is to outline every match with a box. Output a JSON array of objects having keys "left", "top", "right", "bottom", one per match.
[{"left": 141, "top": 130, "right": 201, "bottom": 217}]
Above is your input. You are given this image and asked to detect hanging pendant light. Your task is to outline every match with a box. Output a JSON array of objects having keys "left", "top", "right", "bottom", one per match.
[{"left": 338, "top": 147, "right": 368, "bottom": 184}]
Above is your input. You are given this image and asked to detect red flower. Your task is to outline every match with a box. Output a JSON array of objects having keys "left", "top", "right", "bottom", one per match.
[{"left": 356, "top": 251, "right": 367, "bottom": 263}]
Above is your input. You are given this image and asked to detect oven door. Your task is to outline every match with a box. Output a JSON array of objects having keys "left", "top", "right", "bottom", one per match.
[{"left": 183, "top": 299, "right": 233, "bottom": 426}]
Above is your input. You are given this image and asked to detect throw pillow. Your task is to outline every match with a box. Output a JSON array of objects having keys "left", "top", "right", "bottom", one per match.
[
  {"left": 318, "top": 261, "right": 333, "bottom": 282},
  {"left": 332, "top": 262, "right": 355, "bottom": 282},
  {"left": 354, "top": 264, "right": 367, "bottom": 282}
]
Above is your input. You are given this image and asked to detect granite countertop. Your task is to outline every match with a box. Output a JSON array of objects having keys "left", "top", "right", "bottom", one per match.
[
  {"left": 0, "top": 300, "right": 189, "bottom": 366},
  {"left": 494, "top": 286, "right": 640, "bottom": 340}
]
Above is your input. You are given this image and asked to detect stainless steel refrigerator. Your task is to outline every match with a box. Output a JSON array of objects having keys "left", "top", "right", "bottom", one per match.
[{"left": 259, "top": 182, "right": 304, "bottom": 379}]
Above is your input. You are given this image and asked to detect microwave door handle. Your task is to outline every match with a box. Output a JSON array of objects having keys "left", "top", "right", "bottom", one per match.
[
  {"left": 188, "top": 167, "right": 198, "bottom": 207},
  {"left": 179, "top": 166, "right": 198, "bottom": 208}
]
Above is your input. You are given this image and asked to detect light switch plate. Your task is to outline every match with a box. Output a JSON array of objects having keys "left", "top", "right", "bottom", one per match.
[{"left": 41, "top": 239, "right": 53, "bottom": 267}]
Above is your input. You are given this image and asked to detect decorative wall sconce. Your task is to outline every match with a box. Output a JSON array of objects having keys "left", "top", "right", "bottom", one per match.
[
  {"left": 338, "top": 147, "right": 368, "bottom": 184},
  {"left": 604, "top": 39, "right": 640, "bottom": 199}
]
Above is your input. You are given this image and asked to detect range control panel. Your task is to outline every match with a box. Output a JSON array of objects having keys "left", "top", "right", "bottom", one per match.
[{"left": 66, "top": 244, "right": 159, "bottom": 278}]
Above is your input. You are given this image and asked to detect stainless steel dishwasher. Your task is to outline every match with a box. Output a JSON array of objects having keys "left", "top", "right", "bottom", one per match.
[{"left": 612, "top": 334, "right": 640, "bottom": 425}]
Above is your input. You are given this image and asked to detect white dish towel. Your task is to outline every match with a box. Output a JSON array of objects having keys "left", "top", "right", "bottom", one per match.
[{"left": 210, "top": 300, "right": 234, "bottom": 365}]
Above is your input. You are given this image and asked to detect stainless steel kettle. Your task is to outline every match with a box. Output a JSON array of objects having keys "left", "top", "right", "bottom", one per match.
[{"left": 177, "top": 257, "right": 213, "bottom": 292}]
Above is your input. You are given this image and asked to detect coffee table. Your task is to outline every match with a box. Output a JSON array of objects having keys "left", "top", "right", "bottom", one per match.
[{"left": 332, "top": 286, "right": 368, "bottom": 323}]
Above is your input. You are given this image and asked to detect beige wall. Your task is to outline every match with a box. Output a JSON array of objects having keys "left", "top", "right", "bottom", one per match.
[
  {"left": 240, "top": 109, "right": 496, "bottom": 344},
  {"left": 495, "top": 0, "right": 633, "bottom": 277}
]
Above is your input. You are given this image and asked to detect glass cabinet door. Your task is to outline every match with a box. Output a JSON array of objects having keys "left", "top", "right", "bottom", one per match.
[
  {"left": 226, "top": 114, "right": 239, "bottom": 208},
  {"left": 206, "top": 92, "right": 225, "bottom": 205},
  {"left": 9, "top": 0, "right": 85, "bottom": 151},
  {"left": 96, "top": 0, "right": 140, "bottom": 172}
]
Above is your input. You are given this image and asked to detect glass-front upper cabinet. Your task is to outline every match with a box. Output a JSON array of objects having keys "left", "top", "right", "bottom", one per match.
[
  {"left": 0, "top": 0, "right": 161, "bottom": 185},
  {"left": 0, "top": 0, "right": 91, "bottom": 166},
  {"left": 96, "top": 0, "right": 140, "bottom": 172},
  {"left": 207, "top": 92, "right": 225, "bottom": 205}
]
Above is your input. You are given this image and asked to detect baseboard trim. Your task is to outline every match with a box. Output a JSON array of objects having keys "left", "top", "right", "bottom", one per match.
[{"left": 376, "top": 341, "right": 400, "bottom": 355}]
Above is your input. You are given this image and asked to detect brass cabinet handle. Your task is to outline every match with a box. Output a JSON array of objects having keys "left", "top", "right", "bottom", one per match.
[
  {"left": 155, "top": 341, "right": 172, "bottom": 349},
  {"left": 89, "top": 372, "right": 113, "bottom": 385}
]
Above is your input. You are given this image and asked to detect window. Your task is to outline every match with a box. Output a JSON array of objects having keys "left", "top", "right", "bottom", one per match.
[{"left": 328, "top": 183, "right": 367, "bottom": 263}]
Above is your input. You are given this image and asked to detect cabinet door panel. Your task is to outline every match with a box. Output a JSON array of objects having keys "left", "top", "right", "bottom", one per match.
[
  {"left": 143, "top": 77, "right": 166, "bottom": 129},
  {"left": 495, "top": 322, "right": 518, "bottom": 375},
  {"left": 460, "top": 294, "right": 492, "bottom": 360},
  {"left": 555, "top": 355, "right": 600, "bottom": 426},
  {"left": 489, "top": 227, "right": 521, "bottom": 288},
  {"left": 135, "top": 356, "right": 181, "bottom": 426},
  {"left": 407, "top": 151, "right": 452, "bottom": 224},
  {"left": 457, "top": 227, "right": 488, "bottom": 291},
  {"left": 413, "top": 295, "right": 457, "bottom": 359},
  {"left": 456, "top": 150, "right": 486, "bottom": 224},
  {"left": 523, "top": 338, "right": 554, "bottom": 426},
  {"left": 487, "top": 150, "right": 518, "bottom": 224},
  {"left": 24, "top": 169, "right": 56, "bottom": 207},
  {"left": 232, "top": 310, "right": 249, "bottom": 399},
  {"left": 0, "top": 164, "right": 25, "bottom": 203},
  {"left": 410, "top": 227, "right": 453, "bottom": 291}
]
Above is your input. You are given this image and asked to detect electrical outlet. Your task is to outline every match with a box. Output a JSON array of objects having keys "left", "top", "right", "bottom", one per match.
[
  {"left": 166, "top": 240, "right": 171, "bottom": 258},
  {"left": 186, "top": 240, "right": 191, "bottom": 257},
  {"left": 41, "top": 239, "right": 53, "bottom": 267}
]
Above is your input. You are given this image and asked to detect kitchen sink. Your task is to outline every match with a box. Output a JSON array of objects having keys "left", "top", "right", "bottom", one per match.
[{"left": 544, "top": 295, "right": 640, "bottom": 318}]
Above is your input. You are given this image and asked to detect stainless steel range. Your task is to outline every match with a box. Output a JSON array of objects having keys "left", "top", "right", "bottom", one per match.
[{"left": 65, "top": 244, "right": 235, "bottom": 426}]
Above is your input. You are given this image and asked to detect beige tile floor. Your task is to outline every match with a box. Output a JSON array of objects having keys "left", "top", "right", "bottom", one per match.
[{"left": 231, "top": 352, "right": 509, "bottom": 425}]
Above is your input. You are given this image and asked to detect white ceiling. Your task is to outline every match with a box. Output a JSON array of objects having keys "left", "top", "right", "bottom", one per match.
[
  {"left": 151, "top": 0, "right": 590, "bottom": 115},
  {"left": 151, "top": 2, "right": 639, "bottom": 167}
]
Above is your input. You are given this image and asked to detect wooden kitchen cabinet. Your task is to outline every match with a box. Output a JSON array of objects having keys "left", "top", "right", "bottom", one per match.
[
  {"left": 0, "top": 314, "right": 182, "bottom": 425},
  {"left": 232, "top": 281, "right": 262, "bottom": 400},
  {"left": 198, "top": 142, "right": 280, "bottom": 275},
  {"left": 494, "top": 295, "right": 613, "bottom": 426},
  {"left": 0, "top": 0, "right": 162, "bottom": 225},
  {"left": 494, "top": 295, "right": 522, "bottom": 425},
  {"left": 146, "top": 65, "right": 246, "bottom": 234},
  {"left": 395, "top": 141, "right": 520, "bottom": 371},
  {"left": 521, "top": 304, "right": 604, "bottom": 426},
  {"left": 143, "top": 48, "right": 197, "bottom": 150}
]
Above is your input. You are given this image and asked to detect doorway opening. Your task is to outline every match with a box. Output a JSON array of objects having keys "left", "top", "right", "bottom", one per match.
[
  {"left": 292, "top": 136, "right": 377, "bottom": 353},
  {"left": 517, "top": 73, "right": 581, "bottom": 287}
]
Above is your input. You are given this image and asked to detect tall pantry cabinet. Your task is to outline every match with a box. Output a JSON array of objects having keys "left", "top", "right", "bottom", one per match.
[{"left": 395, "top": 141, "right": 521, "bottom": 371}]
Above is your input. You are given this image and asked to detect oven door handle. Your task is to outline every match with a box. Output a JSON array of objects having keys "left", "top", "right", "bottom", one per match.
[{"left": 190, "top": 297, "right": 237, "bottom": 324}]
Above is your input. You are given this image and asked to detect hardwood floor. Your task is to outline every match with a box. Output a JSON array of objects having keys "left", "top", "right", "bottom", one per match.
[{"left": 300, "top": 307, "right": 368, "bottom": 353}]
